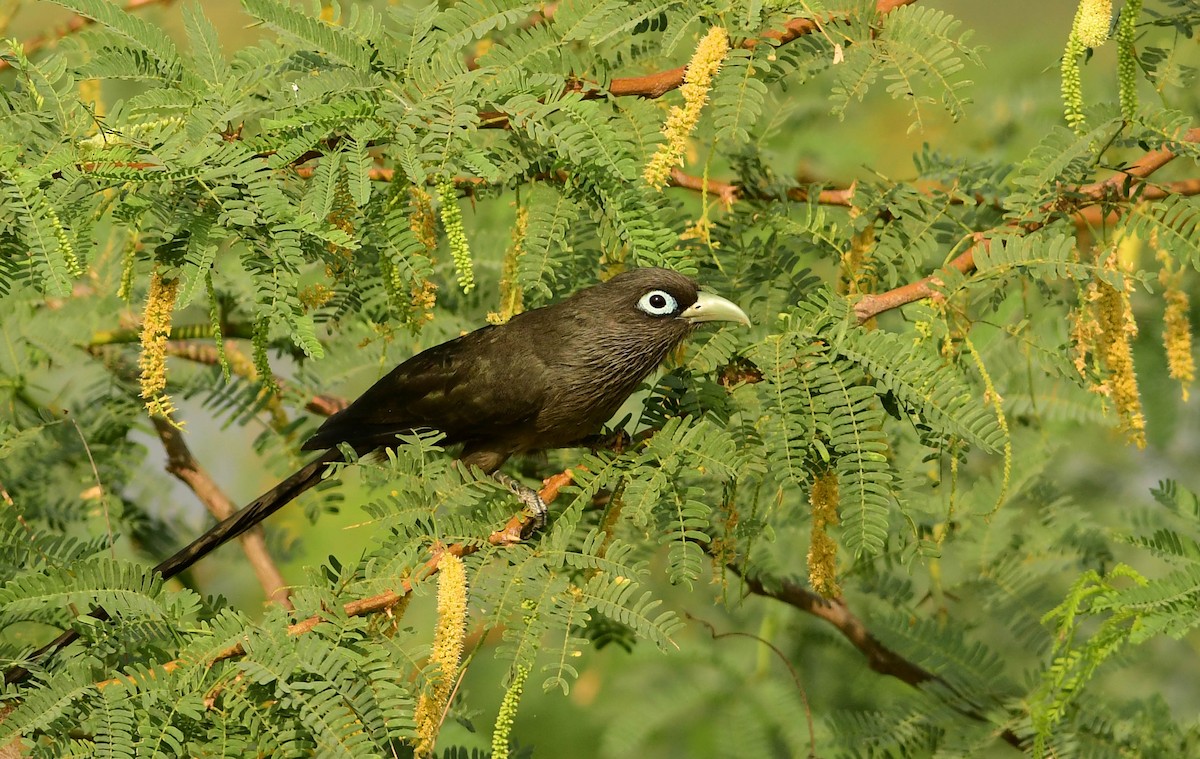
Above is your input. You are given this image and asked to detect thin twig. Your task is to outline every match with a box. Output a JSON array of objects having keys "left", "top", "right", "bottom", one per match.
[
  {"left": 734, "top": 569, "right": 1024, "bottom": 749},
  {"left": 687, "top": 612, "right": 817, "bottom": 758}
]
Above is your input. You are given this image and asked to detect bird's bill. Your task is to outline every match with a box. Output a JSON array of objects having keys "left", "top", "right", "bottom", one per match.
[{"left": 680, "top": 292, "right": 751, "bottom": 326}]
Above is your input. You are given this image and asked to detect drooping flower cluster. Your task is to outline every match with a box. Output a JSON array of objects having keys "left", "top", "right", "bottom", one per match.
[
  {"left": 1061, "top": 0, "right": 1113, "bottom": 132},
  {"left": 436, "top": 177, "right": 474, "bottom": 293},
  {"left": 488, "top": 205, "right": 529, "bottom": 325},
  {"left": 138, "top": 269, "right": 179, "bottom": 419},
  {"left": 414, "top": 550, "right": 469, "bottom": 758},
  {"left": 643, "top": 27, "right": 730, "bottom": 190},
  {"left": 807, "top": 469, "right": 841, "bottom": 599},
  {"left": 490, "top": 665, "right": 529, "bottom": 759},
  {"left": 1116, "top": 0, "right": 1142, "bottom": 120},
  {"left": 1072, "top": 247, "right": 1147, "bottom": 449},
  {"left": 1157, "top": 239, "right": 1195, "bottom": 402}
]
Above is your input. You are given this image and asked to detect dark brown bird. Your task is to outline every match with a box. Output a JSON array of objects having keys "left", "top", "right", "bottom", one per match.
[{"left": 7, "top": 268, "right": 748, "bottom": 683}]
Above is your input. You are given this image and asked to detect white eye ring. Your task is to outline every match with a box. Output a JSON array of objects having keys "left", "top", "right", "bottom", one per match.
[{"left": 637, "top": 289, "right": 678, "bottom": 317}]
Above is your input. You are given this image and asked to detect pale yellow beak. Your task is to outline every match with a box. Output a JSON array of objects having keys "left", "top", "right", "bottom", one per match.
[{"left": 680, "top": 292, "right": 751, "bottom": 326}]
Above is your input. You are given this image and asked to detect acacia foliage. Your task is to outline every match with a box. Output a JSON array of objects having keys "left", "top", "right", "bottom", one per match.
[{"left": 0, "top": 0, "right": 1199, "bottom": 756}]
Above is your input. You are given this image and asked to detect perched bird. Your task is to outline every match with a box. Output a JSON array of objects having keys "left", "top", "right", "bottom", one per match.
[
  {"left": 6, "top": 267, "right": 748, "bottom": 683},
  {"left": 158, "top": 266, "right": 749, "bottom": 576}
]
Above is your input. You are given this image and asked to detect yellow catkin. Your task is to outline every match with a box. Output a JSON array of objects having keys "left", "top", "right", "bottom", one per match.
[
  {"left": 137, "top": 270, "right": 179, "bottom": 419},
  {"left": 490, "top": 665, "right": 529, "bottom": 759},
  {"left": 409, "top": 184, "right": 438, "bottom": 252},
  {"left": 413, "top": 551, "right": 468, "bottom": 759},
  {"left": 807, "top": 470, "right": 841, "bottom": 599},
  {"left": 1162, "top": 286, "right": 1194, "bottom": 402},
  {"left": 1075, "top": 0, "right": 1112, "bottom": 48},
  {"left": 643, "top": 27, "right": 730, "bottom": 190},
  {"left": 1093, "top": 255, "right": 1146, "bottom": 448},
  {"left": 1061, "top": 0, "right": 1112, "bottom": 132},
  {"left": 839, "top": 217, "right": 876, "bottom": 297},
  {"left": 488, "top": 206, "right": 529, "bottom": 325},
  {"left": 405, "top": 183, "right": 439, "bottom": 324},
  {"left": 118, "top": 230, "right": 139, "bottom": 302},
  {"left": 1157, "top": 246, "right": 1195, "bottom": 402}
]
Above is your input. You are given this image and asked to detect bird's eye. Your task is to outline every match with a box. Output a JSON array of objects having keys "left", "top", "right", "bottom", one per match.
[{"left": 637, "top": 290, "right": 678, "bottom": 317}]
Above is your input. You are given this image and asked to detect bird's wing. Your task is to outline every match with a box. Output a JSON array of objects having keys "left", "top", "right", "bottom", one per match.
[{"left": 302, "top": 325, "right": 550, "bottom": 453}]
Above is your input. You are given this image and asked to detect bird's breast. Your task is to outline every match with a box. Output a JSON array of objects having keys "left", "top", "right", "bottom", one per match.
[{"left": 533, "top": 331, "right": 682, "bottom": 446}]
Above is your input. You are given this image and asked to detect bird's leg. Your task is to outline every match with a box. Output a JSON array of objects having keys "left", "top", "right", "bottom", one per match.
[{"left": 491, "top": 471, "right": 548, "bottom": 532}]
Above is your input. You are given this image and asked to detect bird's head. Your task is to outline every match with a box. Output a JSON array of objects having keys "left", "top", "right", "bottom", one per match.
[
  {"left": 596, "top": 267, "right": 751, "bottom": 331},
  {"left": 553, "top": 267, "right": 751, "bottom": 375}
]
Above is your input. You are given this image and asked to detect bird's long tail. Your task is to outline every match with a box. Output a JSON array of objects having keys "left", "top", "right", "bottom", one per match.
[
  {"left": 4, "top": 448, "right": 343, "bottom": 685},
  {"left": 154, "top": 447, "right": 342, "bottom": 580}
]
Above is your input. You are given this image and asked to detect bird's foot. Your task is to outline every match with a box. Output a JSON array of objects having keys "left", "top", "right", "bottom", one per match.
[{"left": 491, "top": 472, "right": 548, "bottom": 534}]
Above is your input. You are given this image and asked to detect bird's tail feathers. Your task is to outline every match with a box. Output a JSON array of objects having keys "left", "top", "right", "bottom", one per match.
[
  {"left": 5, "top": 448, "right": 344, "bottom": 685},
  {"left": 153, "top": 447, "right": 344, "bottom": 580}
]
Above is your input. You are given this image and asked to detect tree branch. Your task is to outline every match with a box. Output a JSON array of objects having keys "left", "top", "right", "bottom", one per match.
[
  {"left": 149, "top": 417, "right": 292, "bottom": 609},
  {"left": 735, "top": 569, "right": 1024, "bottom": 750},
  {"left": 477, "top": 0, "right": 918, "bottom": 128},
  {"left": 853, "top": 127, "right": 1200, "bottom": 322},
  {"left": 95, "top": 468, "right": 577, "bottom": 690}
]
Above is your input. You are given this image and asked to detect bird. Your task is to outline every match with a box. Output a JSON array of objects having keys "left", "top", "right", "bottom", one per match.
[{"left": 6, "top": 267, "right": 748, "bottom": 683}]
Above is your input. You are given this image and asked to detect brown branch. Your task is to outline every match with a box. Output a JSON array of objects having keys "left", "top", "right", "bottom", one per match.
[
  {"left": 0, "top": 0, "right": 175, "bottom": 73},
  {"left": 852, "top": 127, "right": 1200, "bottom": 323},
  {"left": 150, "top": 417, "right": 293, "bottom": 609},
  {"left": 478, "top": 0, "right": 917, "bottom": 128},
  {"left": 159, "top": 341, "right": 347, "bottom": 417},
  {"left": 736, "top": 570, "right": 1025, "bottom": 750},
  {"left": 668, "top": 167, "right": 857, "bottom": 208},
  {"left": 96, "top": 468, "right": 577, "bottom": 690}
]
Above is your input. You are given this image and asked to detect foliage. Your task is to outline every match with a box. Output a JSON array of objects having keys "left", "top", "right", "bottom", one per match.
[{"left": 0, "top": 0, "right": 1198, "bottom": 756}]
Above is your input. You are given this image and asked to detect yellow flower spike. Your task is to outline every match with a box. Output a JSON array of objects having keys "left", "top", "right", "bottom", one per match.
[
  {"left": 807, "top": 470, "right": 841, "bottom": 599},
  {"left": 1156, "top": 239, "right": 1195, "bottom": 402},
  {"left": 138, "top": 269, "right": 180, "bottom": 419},
  {"left": 643, "top": 27, "right": 730, "bottom": 190},
  {"left": 118, "top": 230, "right": 140, "bottom": 302},
  {"left": 1076, "top": 0, "right": 1113, "bottom": 48},
  {"left": 413, "top": 551, "right": 469, "bottom": 759},
  {"left": 1062, "top": 0, "right": 1113, "bottom": 131},
  {"left": 488, "top": 205, "right": 528, "bottom": 325},
  {"left": 409, "top": 184, "right": 438, "bottom": 252},
  {"left": 1162, "top": 284, "right": 1194, "bottom": 402},
  {"left": 1094, "top": 255, "right": 1146, "bottom": 448}
]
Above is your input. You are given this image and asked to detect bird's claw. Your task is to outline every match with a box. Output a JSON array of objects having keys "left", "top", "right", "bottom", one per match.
[
  {"left": 516, "top": 488, "right": 547, "bottom": 533},
  {"left": 491, "top": 471, "right": 548, "bottom": 535}
]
